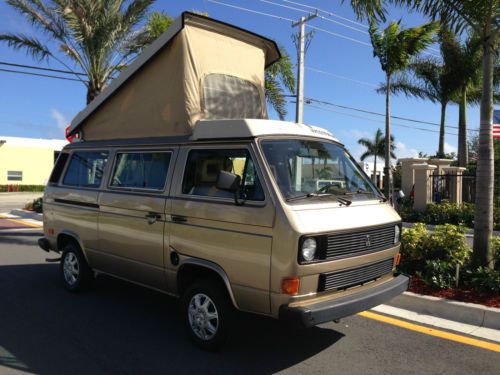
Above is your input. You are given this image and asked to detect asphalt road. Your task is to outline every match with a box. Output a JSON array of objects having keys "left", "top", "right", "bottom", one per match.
[{"left": 0, "top": 230, "right": 499, "bottom": 375}]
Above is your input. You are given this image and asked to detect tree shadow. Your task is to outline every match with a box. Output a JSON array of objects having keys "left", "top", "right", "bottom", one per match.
[{"left": 0, "top": 263, "right": 344, "bottom": 375}]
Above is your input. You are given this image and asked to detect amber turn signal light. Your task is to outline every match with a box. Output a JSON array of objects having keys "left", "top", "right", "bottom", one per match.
[
  {"left": 395, "top": 253, "right": 401, "bottom": 266},
  {"left": 282, "top": 277, "right": 300, "bottom": 295}
]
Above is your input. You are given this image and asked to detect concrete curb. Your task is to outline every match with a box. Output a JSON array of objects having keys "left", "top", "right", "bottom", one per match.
[
  {"left": 9, "top": 209, "right": 43, "bottom": 222},
  {"left": 388, "top": 291, "right": 500, "bottom": 330}
]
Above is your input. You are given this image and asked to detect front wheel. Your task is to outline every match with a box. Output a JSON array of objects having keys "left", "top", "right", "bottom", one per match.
[{"left": 182, "top": 280, "right": 233, "bottom": 351}]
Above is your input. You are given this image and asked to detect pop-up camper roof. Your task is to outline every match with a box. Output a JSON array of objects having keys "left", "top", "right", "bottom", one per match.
[{"left": 68, "top": 12, "right": 281, "bottom": 141}]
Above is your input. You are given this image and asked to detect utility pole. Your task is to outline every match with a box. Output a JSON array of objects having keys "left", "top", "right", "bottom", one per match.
[{"left": 292, "top": 11, "right": 317, "bottom": 124}]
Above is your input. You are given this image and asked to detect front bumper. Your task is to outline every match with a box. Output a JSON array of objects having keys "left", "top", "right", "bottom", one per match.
[{"left": 279, "top": 274, "right": 409, "bottom": 327}]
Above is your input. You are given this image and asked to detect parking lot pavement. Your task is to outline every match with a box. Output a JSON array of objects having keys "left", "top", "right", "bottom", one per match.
[{"left": 0, "top": 231, "right": 499, "bottom": 375}]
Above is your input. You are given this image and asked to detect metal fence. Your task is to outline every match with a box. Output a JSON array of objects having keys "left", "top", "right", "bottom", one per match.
[{"left": 431, "top": 172, "right": 500, "bottom": 208}]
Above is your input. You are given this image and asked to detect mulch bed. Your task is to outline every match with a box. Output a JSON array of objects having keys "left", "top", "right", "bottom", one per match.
[{"left": 408, "top": 275, "right": 500, "bottom": 308}]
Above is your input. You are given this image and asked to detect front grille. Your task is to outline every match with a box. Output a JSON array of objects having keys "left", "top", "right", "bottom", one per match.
[
  {"left": 323, "top": 225, "right": 396, "bottom": 261},
  {"left": 318, "top": 258, "right": 394, "bottom": 292}
]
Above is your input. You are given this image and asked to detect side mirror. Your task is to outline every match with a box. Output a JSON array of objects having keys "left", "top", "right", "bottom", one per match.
[{"left": 216, "top": 170, "right": 241, "bottom": 192}]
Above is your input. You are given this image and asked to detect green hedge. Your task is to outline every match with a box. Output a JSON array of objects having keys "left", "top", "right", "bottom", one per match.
[
  {"left": 397, "top": 199, "right": 500, "bottom": 230},
  {"left": 0, "top": 185, "right": 45, "bottom": 192},
  {"left": 400, "top": 223, "right": 499, "bottom": 292}
]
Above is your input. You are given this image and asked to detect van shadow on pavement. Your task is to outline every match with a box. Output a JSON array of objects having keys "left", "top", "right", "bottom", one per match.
[{"left": 0, "top": 263, "right": 344, "bottom": 374}]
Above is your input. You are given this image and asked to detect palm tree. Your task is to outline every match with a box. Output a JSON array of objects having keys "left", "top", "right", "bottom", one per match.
[
  {"left": 377, "top": 55, "right": 459, "bottom": 157},
  {"left": 0, "top": 0, "right": 155, "bottom": 104},
  {"left": 404, "top": 0, "right": 499, "bottom": 268},
  {"left": 368, "top": 20, "right": 438, "bottom": 199},
  {"left": 358, "top": 129, "right": 396, "bottom": 186},
  {"left": 439, "top": 29, "right": 482, "bottom": 167}
]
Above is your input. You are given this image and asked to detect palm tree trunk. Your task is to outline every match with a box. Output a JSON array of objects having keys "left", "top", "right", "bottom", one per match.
[
  {"left": 86, "top": 80, "right": 103, "bottom": 104},
  {"left": 458, "top": 88, "right": 468, "bottom": 167},
  {"left": 438, "top": 103, "right": 446, "bottom": 157},
  {"left": 472, "top": 41, "right": 495, "bottom": 268},
  {"left": 373, "top": 155, "right": 377, "bottom": 186},
  {"left": 384, "top": 73, "right": 391, "bottom": 201}
]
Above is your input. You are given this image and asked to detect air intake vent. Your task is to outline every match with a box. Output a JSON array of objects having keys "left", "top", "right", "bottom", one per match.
[
  {"left": 318, "top": 258, "right": 394, "bottom": 292},
  {"left": 323, "top": 225, "right": 396, "bottom": 261}
]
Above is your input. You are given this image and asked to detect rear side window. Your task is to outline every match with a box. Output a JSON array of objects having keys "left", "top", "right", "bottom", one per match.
[
  {"left": 203, "top": 74, "right": 263, "bottom": 119},
  {"left": 182, "top": 149, "right": 264, "bottom": 201},
  {"left": 110, "top": 152, "right": 171, "bottom": 191},
  {"left": 63, "top": 151, "right": 108, "bottom": 188},
  {"left": 49, "top": 153, "right": 69, "bottom": 184}
]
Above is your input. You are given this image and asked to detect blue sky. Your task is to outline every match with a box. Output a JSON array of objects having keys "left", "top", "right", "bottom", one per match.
[{"left": 0, "top": 0, "right": 485, "bottom": 161}]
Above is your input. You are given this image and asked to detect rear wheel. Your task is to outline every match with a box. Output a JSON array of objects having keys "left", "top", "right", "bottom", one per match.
[
  {"left": 60, "top": 242, "right": 93, "bottom": 292},
  {"left": 182, "top": 280, "right": 233, "bottom": 351}
]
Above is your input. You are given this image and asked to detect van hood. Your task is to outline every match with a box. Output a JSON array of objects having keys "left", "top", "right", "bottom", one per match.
[{"left": 288, "top": 202, "right": 401, "bottom": 234}]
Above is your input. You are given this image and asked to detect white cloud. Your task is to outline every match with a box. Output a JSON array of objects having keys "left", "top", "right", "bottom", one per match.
[
  {"left": 395, "top": 141, "right": 419, "bottom": 159},
  {"left": 51, "top": 109, "right": 68, "bottom": 130},
  {"left": 444, "top": 142, "right": 457, "bottom": 154}
]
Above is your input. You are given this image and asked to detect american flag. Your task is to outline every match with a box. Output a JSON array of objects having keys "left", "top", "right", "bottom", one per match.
[{"left": 494, "top": 109, "right": 500, "bottom": 139}]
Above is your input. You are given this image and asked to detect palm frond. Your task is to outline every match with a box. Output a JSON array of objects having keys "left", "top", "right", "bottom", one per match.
[
  {"left": 345, "top": 0, "right": 386, "bottom": 22},
  {"left": 265, "top": 71, "right": 287, "bottom": 120},
  {"left": 0, "top": 33, "right": 51, "bottom": 61}
]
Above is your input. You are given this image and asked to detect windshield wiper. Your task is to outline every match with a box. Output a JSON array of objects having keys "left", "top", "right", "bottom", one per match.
[
  {"left": 286, "top": 193, "right": 352, "bottom": 206},
  {"left": 285, "top": 192, "right": 331, "bottom": 202}
]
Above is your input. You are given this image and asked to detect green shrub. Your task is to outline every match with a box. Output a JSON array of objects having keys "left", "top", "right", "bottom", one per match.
[
  {"left": 418, "top": 260, "right": 456, "bottom": 289},
  {"left": 427, "top": 224, "right": 470, "bottom": 266},
  {"left": 25, "top": 197, "right": 43, "bottom": 213},
  {"left": 0, "top": 185, "right": 45, "bottom": 192},
  {"left": 464, "top": 267, "right": 500, "bottom": 293},
  {"left": 491, "top": 237, "right": 500, "bottom": 271}
]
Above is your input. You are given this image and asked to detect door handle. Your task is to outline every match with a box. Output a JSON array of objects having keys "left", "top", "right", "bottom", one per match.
[
  {"left": 145, "top": 212, "right": 161, "bottom": 224},
  {"left": 171, "top": 215, "right": 187, "bottom": 223}
]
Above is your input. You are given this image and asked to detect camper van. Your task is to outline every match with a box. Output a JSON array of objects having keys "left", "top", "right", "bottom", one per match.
[{"left": 38, "top": 13, "right": 408, "bottom": 350}]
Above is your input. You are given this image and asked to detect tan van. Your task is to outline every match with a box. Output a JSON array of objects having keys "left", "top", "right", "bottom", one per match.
[{"left": 38, "top": 13, "right": 408, "bottom": 350}]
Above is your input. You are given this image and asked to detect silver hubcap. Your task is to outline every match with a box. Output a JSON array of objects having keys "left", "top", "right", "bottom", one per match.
[
  {"left": 188, "top": 293, "right": 219, "bottom": 341},
  {"left": 63, "top": 252, "right": 79, "bottom": 286}
]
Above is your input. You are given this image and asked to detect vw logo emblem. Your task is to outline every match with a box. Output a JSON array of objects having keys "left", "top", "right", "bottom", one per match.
[{"left": 365, "top": 235, "right": 371, "bottom": 247}]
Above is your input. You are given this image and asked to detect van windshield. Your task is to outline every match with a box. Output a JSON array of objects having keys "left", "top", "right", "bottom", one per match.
[{"left": 260, "top": 139, "right": 382, "bottom": 202}]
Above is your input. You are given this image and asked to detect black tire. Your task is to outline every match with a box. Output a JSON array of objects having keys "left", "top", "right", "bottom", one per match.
[
  {"left": 60, "top": 242, "right": 93, "bottom": 292},
  {"left": 182, "top": 279, "right": 233, "bottom": 351}
]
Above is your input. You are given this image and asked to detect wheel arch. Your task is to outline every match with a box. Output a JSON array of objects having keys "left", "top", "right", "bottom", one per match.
[
  {"left": 57, "top": 231, "right": 90, "bottom": 263},
  {"left": 176, "top": 258, "right": 239, "bottom": 310}
]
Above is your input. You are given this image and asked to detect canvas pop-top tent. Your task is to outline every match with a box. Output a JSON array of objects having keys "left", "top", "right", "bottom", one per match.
[{"left": 67, "top": 12, "right": 281, "bottom": 141}]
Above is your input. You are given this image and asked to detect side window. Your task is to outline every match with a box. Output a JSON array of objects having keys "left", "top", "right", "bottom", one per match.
[
  {"left": 182, "top": 149, "right": 264, "bottom": 201},
  {"left": 49, "top": 153, "right": 69, "bottom": 184},
  {"left": 63, "top": 151, "right": 108, "bottom": 188},
  {"left": 110, "top": 152, "right": 171, "bottom": 191}
]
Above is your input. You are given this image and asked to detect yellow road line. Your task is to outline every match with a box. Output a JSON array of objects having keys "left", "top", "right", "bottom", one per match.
[
  {"left": 0, "top": 215, "right": 42, "bottom": 228},
  {"left": 358, "top": 311, "right": 500, "bottom": 353}
]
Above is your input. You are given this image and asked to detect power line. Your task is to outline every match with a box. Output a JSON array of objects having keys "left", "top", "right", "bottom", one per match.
[
  {"left": 0, "top": 61, "right": 86, "bottom": 76},
  {"left": 0, "top": 67, "right": 84, "bottom": 82},
  {"left": 282, "top": 0, "right": 368, "bottom": 28},
  {"left": 208, "top": 0, "right": 371, "bottom": 47},
  {"left": 305, "top": 66, "right": 378, "bottom": 88},
  {"left": 208, "top": 0, "right": 293, "bottom": 21},
  {"left": 305, "top": 97, "right": 479, "bottom": 132},
  {"left": 260, "top": 0, "right": 367, "bottom": 34},
  {"left": 305, "top": 103, "right": 460, "bottom": 136}
]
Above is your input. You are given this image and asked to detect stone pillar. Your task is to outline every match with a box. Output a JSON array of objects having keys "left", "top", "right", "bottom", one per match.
[
  {"left": 428, "top": 158, "right": 453, "bottom": 175},
  {"left": 443, "top": 167, "right": 467, "bottom": 204},
  {"left": 399, "top": 157, "right": 427, "bottom": 196},
  {"left": 413, "top": 164, "right": 437, "bottom": 211}
]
